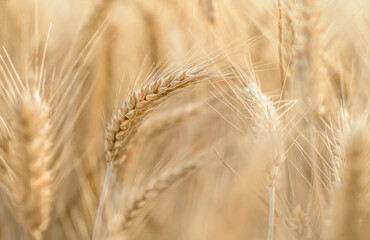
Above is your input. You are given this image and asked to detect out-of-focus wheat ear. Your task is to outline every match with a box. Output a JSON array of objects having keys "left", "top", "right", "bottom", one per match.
[
  {"left": 111, "top": 161, "right": 198, "bottom": 236},
  {"left": 328, "top": 126, "right": 370, "bottom": 240},
  {"left": 241, "top": 80, "right": 285, "bottom": 240},
  {"left": 277, "top": 0, "right": 285, "bottom": 98},
  {"left": 6, "top": 93, "right": 53, "bottom": 240},
  {"left": 105, "top": 65, "right": 208, "bottom": 166},
  {"left": 280, "top": 0, "right": 296, "bottom": 95},
  {"left": 288, "top": 206, "right": 313, "bottom": 240},
  {"left": 241, "top": 81, "right": 285, "bottom": 185},
  {"left": 291, "top": 0, "right": 330, "bottom": 117}
]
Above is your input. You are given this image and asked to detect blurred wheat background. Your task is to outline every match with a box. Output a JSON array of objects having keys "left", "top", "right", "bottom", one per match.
[{"left": 0, "top": 0, "right": 369, "bottom": 239}]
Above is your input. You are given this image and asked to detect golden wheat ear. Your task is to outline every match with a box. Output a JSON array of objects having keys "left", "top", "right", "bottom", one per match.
[
  {"left": 105, "top": 65, "right": 209, "bottom": 166},
  {"left": 6, "top": 93, "right": 53, "bottom": 240}
]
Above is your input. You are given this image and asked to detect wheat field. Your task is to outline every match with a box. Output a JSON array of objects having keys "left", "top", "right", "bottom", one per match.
[{"left": 0, "top": 0, "right": 369, "bottom": 239}]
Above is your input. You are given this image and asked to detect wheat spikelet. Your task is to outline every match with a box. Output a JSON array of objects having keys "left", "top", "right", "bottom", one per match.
[
  {"left": 115, "top": 161, "right": 198, "bottom": 234},
  {"left": 105, "top": 65, "right": 208, "bottom": 165},
  {"left": 6, "top": 93, "right": 53, "bottom": 240}
]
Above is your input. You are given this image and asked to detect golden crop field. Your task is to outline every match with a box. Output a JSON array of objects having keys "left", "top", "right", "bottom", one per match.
[{"left": 0, "top": 0, "right": 369, "bottom": 239}]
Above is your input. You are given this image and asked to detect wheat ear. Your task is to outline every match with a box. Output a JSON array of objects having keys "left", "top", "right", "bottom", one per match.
[
  {"left": 242, "top": 81, "right": 284, "bottom": 185},
  {"left": 292, "top": 0, "right": 328, "bottom": 117},
  {"left": 6, "top": 93, "right": 53, "bottom": 240},
  {"left": 277, "top": 0, "right": 285, "bottom": 98},
  {"left": 119, "top": 161, "right": 198, "bottom": 232},
  {"left": 93, "top": 65, "right": 209, "bottom": 239},
  {"left": 242, "top": 81, "right": 284, "bottom": 240},
  {"left": 289, "top": 206, "right": 313, "bottom": 240},
  {"left": 105, "top": 65, "right": 208, "bottom": 165}
]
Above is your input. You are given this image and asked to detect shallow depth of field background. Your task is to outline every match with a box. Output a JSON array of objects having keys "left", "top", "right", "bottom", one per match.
[{"left": 0, "top": 0, "right": 369, "bottom": 239}]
